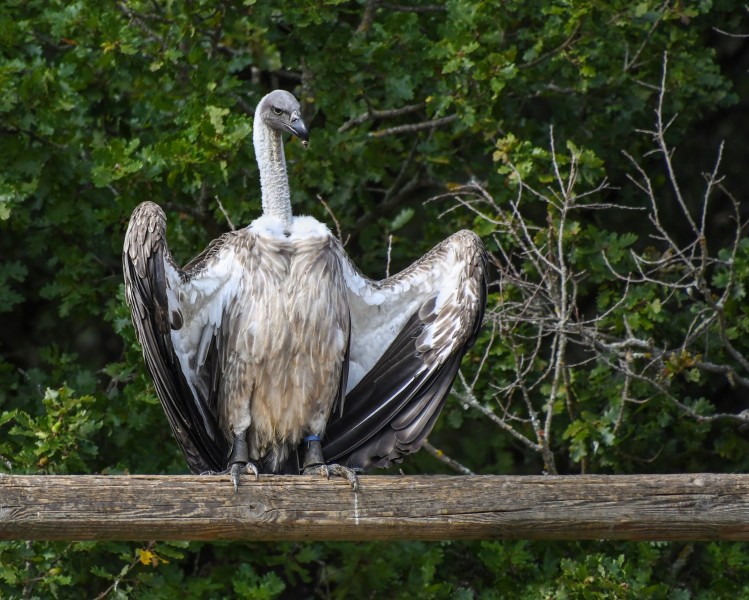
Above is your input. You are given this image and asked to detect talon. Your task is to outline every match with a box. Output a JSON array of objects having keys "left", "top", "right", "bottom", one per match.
[
  {"left": 300, "top": 436, "right": 358, "bottom": 491},
  {"left": 304, "top": 462, "right": 359, "bottom": 492},
  {"left": 302, "top": 464, "right": 327, "bottom": 477},
  {"left": 226, "top": 430, "right": 256, "bottom": 492},
  {"left": 229, "top": 461, "right": 259, "bottom": 493},
  {"left": 327, "top": 463, "right": 360, "bottom": 492},
  {"left": 230, "top": 463, "right": 242, "bottom": 493},
  {"left": 245, "top": 461, "right": 260, "bottom": 480}
]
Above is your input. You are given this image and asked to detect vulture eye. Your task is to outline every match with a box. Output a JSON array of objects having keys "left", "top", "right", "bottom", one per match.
[{"left": 272, "top": 107, "right": 283, "bottom": 116}]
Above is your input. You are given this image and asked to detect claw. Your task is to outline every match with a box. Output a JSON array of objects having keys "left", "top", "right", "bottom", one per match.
[
  {"left": 300, "top": 436, "right": 359, "bottom": 491},
  {"left": 230, "top": 461, "right": 260, "bottom": 493},
  {"left": 223, "top": 430, "right": 259, "bottom": 492},
  {"left": 328, "top": 463, "right": 360, "bottom": 492},
  {"left": 303, "top": 462, "right": 360, "bottom": 492}
]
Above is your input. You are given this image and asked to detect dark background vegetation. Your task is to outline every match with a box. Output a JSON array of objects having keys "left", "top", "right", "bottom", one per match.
[{"left": 1, "top": 1, "right": 749, "bottom": 597}]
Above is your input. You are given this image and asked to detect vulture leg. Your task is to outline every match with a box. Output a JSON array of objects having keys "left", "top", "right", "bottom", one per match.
[
  {"left": 227, "top": 430, "right": 259, "bottom": 493},
  {"left": 302, "top": 437, "right": 360, "bottom": 492},
  {"left": 301, "top": 436, "right": 325, "bottom": 469}
]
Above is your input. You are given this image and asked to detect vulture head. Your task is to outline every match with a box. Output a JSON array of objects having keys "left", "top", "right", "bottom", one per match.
[{"left": 256, "top": 90, "right": 309, "bottom": 148}]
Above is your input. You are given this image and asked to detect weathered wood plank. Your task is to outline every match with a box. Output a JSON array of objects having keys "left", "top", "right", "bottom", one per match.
[{"left": 0, "top": 473, "right": 747, "bottom": 541}]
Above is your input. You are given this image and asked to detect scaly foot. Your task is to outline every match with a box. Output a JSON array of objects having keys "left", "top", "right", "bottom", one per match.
[
  {"left": 303, "top": 462, "right": 360, "bottom": 492},
  {"left": 199, "top": 462, "right": 259, "bottom": 492}
]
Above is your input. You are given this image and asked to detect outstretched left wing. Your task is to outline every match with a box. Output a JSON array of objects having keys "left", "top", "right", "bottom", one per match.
[
  {"left": 323, "top": 230, "right": 488, "bottom": 470},
  {"left": 123, "top": 201, "right": 244, "bottom": 473}
]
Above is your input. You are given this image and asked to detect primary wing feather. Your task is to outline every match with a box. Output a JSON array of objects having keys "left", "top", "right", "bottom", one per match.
[{"left": 323, "top": 230, "right": 488, "bottom": 470}]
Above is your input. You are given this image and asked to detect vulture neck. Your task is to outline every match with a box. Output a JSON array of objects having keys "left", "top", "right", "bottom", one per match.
[{"left": 254, "top": 117, "right": 293, "bottom": 231}]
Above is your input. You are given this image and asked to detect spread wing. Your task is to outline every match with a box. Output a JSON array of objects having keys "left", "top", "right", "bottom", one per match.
[
  {"left": 323, "top": 230, "right": 488, "bottom": 470},
  {"left": 123, "top": 201, "right": 245, "bottom": 473}
]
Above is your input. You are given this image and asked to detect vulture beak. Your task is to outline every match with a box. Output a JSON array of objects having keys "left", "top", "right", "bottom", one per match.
[{"left": 289, "top": 112, "right": 309, "bottom": 148}]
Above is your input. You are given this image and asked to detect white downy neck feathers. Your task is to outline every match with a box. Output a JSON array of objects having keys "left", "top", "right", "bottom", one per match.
[{"left": 253, "top": 103, "right": 293, "bottom": 230}]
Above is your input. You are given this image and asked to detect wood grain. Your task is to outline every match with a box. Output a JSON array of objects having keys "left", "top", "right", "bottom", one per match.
[{"left": 1, "top": 473, "right": 747, "bottom": 541}]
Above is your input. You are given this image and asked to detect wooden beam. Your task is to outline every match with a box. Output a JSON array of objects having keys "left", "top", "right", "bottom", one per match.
[{"left": 1, "top": 473, "right": 748, "bottom": 541}]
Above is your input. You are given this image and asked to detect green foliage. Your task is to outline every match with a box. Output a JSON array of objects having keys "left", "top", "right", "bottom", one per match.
[
  {"left": 0, "top": 385, "right": 101, "bottom": 474},
  {"left": 0, "top": 261, "right": 27, "bottom": 313},
  {"left": 1, "top": 0, "right": 748, "bottom": 597}
]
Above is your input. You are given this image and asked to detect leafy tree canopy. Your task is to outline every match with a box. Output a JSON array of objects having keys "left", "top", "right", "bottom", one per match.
[{"left": 1, "top": 0, "right": 748, "bottom": 597}]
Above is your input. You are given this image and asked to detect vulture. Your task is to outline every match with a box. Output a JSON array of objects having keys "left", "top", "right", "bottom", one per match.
[{"left": 123, "top": 89, "right": 488, "bottom": 490}]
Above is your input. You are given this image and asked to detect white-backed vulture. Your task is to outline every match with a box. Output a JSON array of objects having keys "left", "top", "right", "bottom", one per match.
[{"left": 123, "top": 90, "right": 487, "bottom": 489}]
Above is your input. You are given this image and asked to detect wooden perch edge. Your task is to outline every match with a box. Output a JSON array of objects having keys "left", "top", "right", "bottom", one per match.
[{"left": 1, "top": 473, "right": 748, "bottom": 542}]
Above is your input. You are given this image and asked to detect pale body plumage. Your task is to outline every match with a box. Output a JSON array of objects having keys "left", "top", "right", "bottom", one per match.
[
  {"left": 163, "top": 215, "right": 348, "bottom": 472},
  {"left": 123, "top": 90, "right": 488, "bottom": 478}
]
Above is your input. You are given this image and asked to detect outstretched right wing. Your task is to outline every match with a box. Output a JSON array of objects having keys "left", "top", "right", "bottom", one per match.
[{"left": 323, "top": 230, "right": 488, "bottom": 470}]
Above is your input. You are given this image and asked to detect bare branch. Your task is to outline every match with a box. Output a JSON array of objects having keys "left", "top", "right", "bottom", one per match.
[
  {"left": 519, "top": 24, "right": 581, "bottom": 70},
  {"left": 456, "top": 372, "right": 544, "bottom": 455},
  {"left": 370, "top": 114, "right": 457, "bottom": 138},
  {"left": 713, "top": 27, "right": 749, "bottom": 38},
  {"left": 377, "top": 3, "right": 446, "bottom": 13},
  {"left": 338, "top": 102, "right": 426, "bottom": 133},
  {"left": 439, "top": 69, "right": 748, "bottom": 475},
  {"left": 215, "top": 196, "right": 235, "bottom": 232},
  {"left": 652, "top": 54, "right": 699, "bottom": 237},
  {"left": 421, "top": 441, "right": 475, "bottom": 475},
  {"left": 385, "top": 234, "right": 393, "bottom": 278},
  {"left": 317, "top": 195, "right": 346, "bottom": 245},
  {"left": 356, "top": 0, "right": 378, "bottom": 34},
  {"left": 623, "top": 0, "right": 669, "bottom": 72}
]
